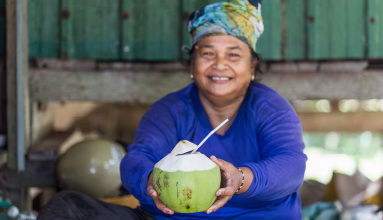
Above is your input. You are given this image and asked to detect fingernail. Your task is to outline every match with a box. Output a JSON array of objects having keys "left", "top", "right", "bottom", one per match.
[
  {"left": 212, "top": 155, "right": 216, "bottom": 160},
  {"left": 217, "top": 190, "right": 221, "bottom": 196},
  {"left": 151, "top": 192, "right": 156, "bottom": 197},
  {"left": 167, "top": 211, "right": 172, "bottom": 214},
  {"left": 207, "top": 208, "right": 213, "bottom": 214}
]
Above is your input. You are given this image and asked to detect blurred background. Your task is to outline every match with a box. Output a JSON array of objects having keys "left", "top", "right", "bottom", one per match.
[{"left": 1, "top": 0, "right": 383, "bottom": 219}]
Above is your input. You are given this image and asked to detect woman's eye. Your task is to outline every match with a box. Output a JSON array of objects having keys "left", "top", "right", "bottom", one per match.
[
  {"left": 203, "top": 52, "right": 214, "bottom": 56},
  {"left": 229, "top": 53, "right": 239, "bottom": 57}
]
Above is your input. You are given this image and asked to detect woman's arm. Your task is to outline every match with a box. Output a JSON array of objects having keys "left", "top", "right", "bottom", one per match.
[
  {"left": 238, "top": 109, "right": 307, "bottom": 200},
  {"left": 120, "top": 102, "right": 178, "bottom": 205}
]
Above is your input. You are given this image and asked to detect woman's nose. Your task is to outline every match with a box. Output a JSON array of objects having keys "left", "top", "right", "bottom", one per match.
[{"left": 214, "top": 56, "right": 227, "bottom": 70}]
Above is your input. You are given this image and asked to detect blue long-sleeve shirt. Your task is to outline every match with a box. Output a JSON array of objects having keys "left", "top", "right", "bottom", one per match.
[{"left": 120, "top": 82, "right": 307, "bottom": 220}]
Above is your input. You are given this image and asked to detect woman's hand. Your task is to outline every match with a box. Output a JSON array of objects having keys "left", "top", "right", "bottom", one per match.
[
  {"left": 206, "top": 155, "right": 244, "bottom": 214},
  {"left": 147, "top": 172, "right": 174, "bottom": 215}
]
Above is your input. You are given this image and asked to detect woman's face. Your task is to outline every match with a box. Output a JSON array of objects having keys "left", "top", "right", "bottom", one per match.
[{"left": 192, "top": 35, "right": 257, "bottom": 101}]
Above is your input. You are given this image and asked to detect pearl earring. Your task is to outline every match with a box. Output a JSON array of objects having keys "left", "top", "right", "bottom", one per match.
[
  {"left": 190, "top": 74, "right": 194, "bottom": 79},
  {"left": 251, "top": 75, "right": 255, "bottom": 81}
]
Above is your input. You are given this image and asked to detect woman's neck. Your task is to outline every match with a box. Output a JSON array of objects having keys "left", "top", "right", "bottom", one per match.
[{"left": 198, "top": 91, "right": 246, "bottom": 135}]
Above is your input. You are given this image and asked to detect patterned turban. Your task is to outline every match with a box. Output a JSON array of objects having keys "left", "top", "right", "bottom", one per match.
[{"left": 188, "top": 0, "right": 264, "bottom": 52}]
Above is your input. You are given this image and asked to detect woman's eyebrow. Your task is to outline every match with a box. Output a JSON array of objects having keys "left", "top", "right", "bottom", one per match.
[
  {"left": 227, "top": 46, "right": 242, "bottom": 50},
  {"left": 198, "top": 45, "right": 214, "bottom": 49}
]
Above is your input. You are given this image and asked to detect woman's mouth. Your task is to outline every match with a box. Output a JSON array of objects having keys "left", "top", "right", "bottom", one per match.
[{"left": 209, "top": 76, "right": 232, "bottom": 82}]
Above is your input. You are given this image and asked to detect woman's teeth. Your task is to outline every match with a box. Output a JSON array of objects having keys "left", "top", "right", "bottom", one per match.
[{"left": 211, "top": 77, "right": 229, "bottom": 81}]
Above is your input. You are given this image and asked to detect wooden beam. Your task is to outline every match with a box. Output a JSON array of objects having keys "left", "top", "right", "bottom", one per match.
[
  {"left": 30, "top": 69, "right": 383, "bottom": 103},
  {"left": 7, "top": 0, "right": 29, "bottom": 171},
  {"left": 29, "top": 69, "right": 193, "bottom": 104},
  {"left": 298, "top": 112, "right": 383, "bottom": 132}
]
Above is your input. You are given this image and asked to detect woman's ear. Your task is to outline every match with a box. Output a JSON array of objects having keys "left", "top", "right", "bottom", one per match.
[{"left": 250, "top": 58, "right": 258, "bottom": 74}]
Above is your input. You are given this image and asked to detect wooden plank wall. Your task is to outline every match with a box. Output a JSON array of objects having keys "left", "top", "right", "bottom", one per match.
[
  {"left": 27, "top": 0, "right": 383, "bottom": 61},
  {"left": 367, "top": 0, "right": 383, "bottom": 58},
  {"left": 28, "top": 0, "right": 60, "bottom": 58}
]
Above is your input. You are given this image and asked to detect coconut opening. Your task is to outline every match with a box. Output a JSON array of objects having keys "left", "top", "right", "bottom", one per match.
[
  {"left": 155, "top": 141, "right": 216, "bottom": 172},
  {"left": 155, "top": 153, "right": 217, "bottom": 172}
]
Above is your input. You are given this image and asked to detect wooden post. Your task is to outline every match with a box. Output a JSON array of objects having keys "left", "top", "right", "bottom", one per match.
[{"left": 6, "top": 0, "right": 29, "bottom": 172}]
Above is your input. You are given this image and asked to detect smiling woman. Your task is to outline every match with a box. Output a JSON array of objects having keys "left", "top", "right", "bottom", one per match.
[{"left": 37, "top": 1, "right": 307, "bottom": 220}]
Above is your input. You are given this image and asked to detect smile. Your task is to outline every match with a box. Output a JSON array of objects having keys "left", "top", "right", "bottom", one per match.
[{"left": 210, "top": 77, "right": 231, "bottom": 81}]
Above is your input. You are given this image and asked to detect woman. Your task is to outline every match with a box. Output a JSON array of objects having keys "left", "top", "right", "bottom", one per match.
[
  {"left": 37, "top": 0, "right": 306, "bottom": 219},
  {"left": 121, "top": 0, "right": 306, "bottom": 219}
]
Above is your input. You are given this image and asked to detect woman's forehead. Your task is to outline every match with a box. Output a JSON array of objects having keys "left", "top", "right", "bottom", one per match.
[{"left": 195, "top": 35, "right": 248, "bottom": 49}]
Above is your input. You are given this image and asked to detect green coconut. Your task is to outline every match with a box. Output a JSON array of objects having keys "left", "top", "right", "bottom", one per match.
[{"left": 152, "top": 140, "right": 221, "bottom": 213}]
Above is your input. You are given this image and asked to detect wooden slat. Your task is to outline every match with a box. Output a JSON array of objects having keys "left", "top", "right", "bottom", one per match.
[
  {"left": 367, "top": 0, "right": 383, "bottom": 58},
  {"left": 346, "top": 0, "right": 365, "bottom": 58},
  {"left": 60, "top": 0, "right": 74, "bottom": 58},
  {"left": 308, "top": 0, "right": 329, "bottom": 59},
  {"left": 285, "top": 0, "right": 305, "bottom": 60},
  {"left": 257, "top": 0, "right": 282, "bottom": 60},
  {"left": 162, "top": 0, "right": 181, "bottom": 60},
  {"left": 73, "top": 0, "right": 120, "bottom": 59},
  {"left": 28, "top": 0, "right": 39, "bottom": 57},
  {"left": 132, "top": 0, "right": 181, "bottom": 61},
  {"left": 121, "top": 0, "right": 136, "bottom": 60},
  {"left": 29, "top": 68, "right": 383, "bottom": 103},
  {"left": 299, "top": 112, "right": 383, "bottom": 132},
  {"left": 40, "top": 0, "right": 60, "bottom": 57},
  {"left": 328, "top": 0, "right": 346, "bottom": 59},
  {"left": 6, "top": 0, "right": 29, "bottom": 171}
]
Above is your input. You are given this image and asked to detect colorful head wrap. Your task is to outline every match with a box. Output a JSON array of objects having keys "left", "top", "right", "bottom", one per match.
[{"left": 188, "top": 0, "right": 264, "bottom": 52}]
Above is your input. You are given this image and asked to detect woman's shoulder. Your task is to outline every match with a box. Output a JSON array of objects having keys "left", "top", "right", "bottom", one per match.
[
  {"left": 248, "top": 82, "right": 295, "bottom": 113},
  {"left": 146, "top": 83, "right": 195, "bottom": 117},
  {"left": 155, "top": 83, "right": 194, "bottom": 107}
]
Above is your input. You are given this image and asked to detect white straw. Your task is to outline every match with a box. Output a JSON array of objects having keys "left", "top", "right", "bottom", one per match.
[{"left": 191, "top": 118, "right": 229, "bottom": 154}]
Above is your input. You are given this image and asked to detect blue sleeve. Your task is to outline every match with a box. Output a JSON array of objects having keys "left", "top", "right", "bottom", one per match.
[
  {"left": 238, "top": 102, "right": 307, "bottom": 200},
  {"left": 120, "top": 102, "right": 178, "bottom": 205}
]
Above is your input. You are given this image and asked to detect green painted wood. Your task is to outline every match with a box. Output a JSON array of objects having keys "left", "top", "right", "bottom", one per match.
[
  {"left": 328, "top": 0, "right": 346, "bottom": 59},
  {"left": 285, "top": 0, "right": 305, "bottom": 60},
  {"left": 69, "top": 0, "right": 120, "bottom": 59},
  {"left": 162, "top": 0, "right": 181, "bottom": 60},
  {"left": 60, "top": 0, "right": 74, "bottom": 58},
  {"left": 121, "top": 0, "right": 136, "bottom": 60},
  {"left": 367, "top": 0, "right": 383, "bottom": 58},
  {"left": 130, "top": 0, "right": 180, "bottom": 61},
  {"left": 0, "top": 0, "right": 6, "bottom": 56},
  {"left": 308, "top": 0, "right": 329, "bottom": 59},
  {"left": 346, "top": 0, "right": 365, "bottom": 58},
  {"left": 28, "top": 0, "right": 60, "bottom": 58},
  {"left": 257, "top": 0, "right": 282, "bottom": 60}
]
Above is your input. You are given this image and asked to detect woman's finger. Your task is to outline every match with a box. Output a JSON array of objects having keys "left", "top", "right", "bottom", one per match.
[
  {"left": 147, "top": 174, "right": 174, "bottom": 215},
  {"left": 147, "top": 185, "right": 157, "bottom": 197},
  {"left": 210, "top": 155, "right": 229, "bottom": 170},
  {"left": 148, "top": 186, "right": 174, "bottom": 214},
  {"left": 153, "top": 196, "right": 174, "bottom": 215},
  {"left": 206, "top": 195, "right": 232, "bottom": 214},
  {"left": 216, "top": 187, "right": 235, "bottom": 197}
]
